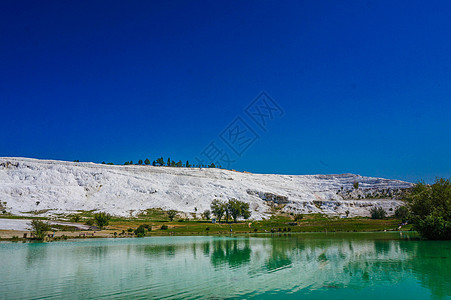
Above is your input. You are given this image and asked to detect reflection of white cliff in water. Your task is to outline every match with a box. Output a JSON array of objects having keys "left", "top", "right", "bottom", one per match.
[{"left": 1, "top": 234, "right": 449, "bottom": 299}]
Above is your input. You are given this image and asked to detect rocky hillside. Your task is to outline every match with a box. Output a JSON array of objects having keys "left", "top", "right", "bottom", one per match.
[{"left": 0, "top": 157, "right": 413, "bottom": 219}]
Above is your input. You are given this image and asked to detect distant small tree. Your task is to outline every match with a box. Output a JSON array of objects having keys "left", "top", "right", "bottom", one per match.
[
  {"left": 167, "top": 158, "right": 171, "bottom": 167},
  {"left": 30, "top": 220, "right": 51, "bottom": 240},
  {"left": 186, "top": 160, "right": 191, "bottom": 168},
  {"left": 370, "top": 207, "right": 386, "bottom": 219},
  {"left": 124, "top": 161, "right": 130, "bottom": 165},
  {"left": 156, "top": 157, "right": 165, "bottom": 166},
  {"left": 138, "top": 159, "right": 143, "bottom": 165},
  {"left": 167, "top": 210, "right": 178, "bottom": 221},
  {"left": 171, "top": 160, "right": 176, "bottom": 167},
  {"left": 176, "top": 160, "right": 182, "bottom": 167},
  {"left": 130, "top": 160, "right": 133, "bottom": 165},
  {"left": 202, "top": 209, "right": 211, "bottom": 220},
  {"left": 209, "top": 163, "right": 216, "bottom": 168},
  {"left": 345, "top": 210, "right": 350, "bottom": 217},
  {"left": 353, "top": 181, "right": 359, "bottom": 189},
  {"left": 94, "top": 212, "right": 111, "bottom": 230},
  {"left": 144, "top": 158, "right": 151, "bottom": 165}
]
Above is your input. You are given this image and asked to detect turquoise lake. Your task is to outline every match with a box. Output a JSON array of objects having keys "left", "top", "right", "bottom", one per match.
[{"left": 0, "top": 232, "right": 450, "bottom": 299}]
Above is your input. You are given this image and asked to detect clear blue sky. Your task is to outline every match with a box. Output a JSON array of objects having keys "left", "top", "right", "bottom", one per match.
[{"left": 1, "top": 1, "right": 450, "bottom": 183}]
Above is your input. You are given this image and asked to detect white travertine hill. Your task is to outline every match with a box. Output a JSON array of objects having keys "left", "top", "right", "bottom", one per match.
[{"left": 0, "top": 157, "right": 412, "bottom": 219}]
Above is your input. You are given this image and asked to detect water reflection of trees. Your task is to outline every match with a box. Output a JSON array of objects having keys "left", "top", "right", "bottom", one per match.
[
  {"left": 210, "top": 239, "right": 251, "bottom": 268},
  {"left": 129, "top": 235, "right": 450, "bottom": 299},
  {"left": 264, "top": 238, "right": 292, "bottom": 272},
  {"left": 400, "top": 241, "right": 451, "bottom": 299},
  {"left": 26, "top": 243, "right": 48, "bottom": 267}
]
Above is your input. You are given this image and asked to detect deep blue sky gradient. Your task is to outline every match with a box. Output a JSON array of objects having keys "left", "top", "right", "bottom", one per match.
[{"left": 1, "top": 1, "right": 450, "bottom": 182}]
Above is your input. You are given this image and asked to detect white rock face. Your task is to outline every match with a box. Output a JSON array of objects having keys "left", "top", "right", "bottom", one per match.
[{"left": 0, "top": 157, "right": 412, "bottom": 219}]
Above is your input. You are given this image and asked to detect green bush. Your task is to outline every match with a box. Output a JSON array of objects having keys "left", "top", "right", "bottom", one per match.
[
  {"left": 161, "top": 225, "right": 168, "bottom": 230},
  {"left": 406, "top": 178, "right": 451, "bottom": 239},
  {"left": 294, "top": 214, "right": 304, "bottom": 221},
  {"left": 71, "top": 215, "right": 81, "bottom": 222},
  {"left": 370, "top": 207, "right": 386, "bottom": 219},
  {"left": 395, "top": 206, "right": 409, "bottom": 222},
  {"left": 414, "top": 215, "right": 451, "bottom": 240},
  {"left": 134, "top": 225, "right": 147, "bottom": 237}
]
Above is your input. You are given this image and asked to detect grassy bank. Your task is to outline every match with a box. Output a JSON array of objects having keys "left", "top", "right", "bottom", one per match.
[{"left": 0, "top": 211, "right": 412, "bottom": 241}]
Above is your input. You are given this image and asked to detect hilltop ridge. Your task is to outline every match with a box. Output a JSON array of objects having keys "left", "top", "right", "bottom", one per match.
[{"left": 0, "top": 157, "right": 412, "bottom": 219}]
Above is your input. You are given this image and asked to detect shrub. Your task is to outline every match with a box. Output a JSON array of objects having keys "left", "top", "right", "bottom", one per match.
[
  {"left": 85, "top": 219, "right": 94, "bottom": 226},
  {"left": 161, "top": 225, "right": 168, "bottom": 230},
  {"left": 71, "top": 215, "right": 81, "bottom": 222},
  {"left": 414, "top": 215, "right": 451, "bottom": 240},
  {"left": 406, "top": 178, "right": 451, "bottom": 239},
  {"left": 370, "top": 207, "right": 386, "bottom": 219},
  {"left": 127, "top": 228, "right": 133, "bottom": 232},
  {"left": 353, "top": 181, "right": 359, "bottom": 189},
  {"left": 395, "top": 206, "right": 409, "bottom": 222},
  {"left": 93, "top": 212, "right": 111, "bottom": 230},
  {"left": 294, "top": 214, "right": 304, "bottom": 221},
  {"left": 134, "top": 225, "right": 147, "bottom": 237}
]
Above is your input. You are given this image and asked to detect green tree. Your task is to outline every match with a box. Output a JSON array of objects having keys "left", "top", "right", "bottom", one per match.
[
  {"left": 202, "top": 209, "right": 211, "bottom": 220},
  {"left": 353, "top": 181, "right": 359, "bottom": 189},
  {"left": 94, "top": 212, "right": 111, "bottom": 230},
  {"left": 211, "top": 199, "right": 226, "bottom": 222},
  {"left": 167, "top": 158, "right": 171, "bottom": 167},
  {"left": 186, "top": 160, "right": 191, "bottom": 168},
  {"left": 144, "top": 158, "right": 151, "bottom": 165},
  {"left": 176, "top": 160, "right": 182, "bottom": 167},
  {"left": 138, "top": 159, "right": 143, "bottom": 165},
  {"left": 209, "top": 162, "right": 216, "bottom": 168},
  {"left": 171, "top": 160, "right": 176, "bottom": 167},
  {"left": 30, "top": 220, "right": 51, "bottom": 240},
  {"left": 167, "top": 210, "right": 178, "bottom": 221},
  {"left": 124, "top": 161, "right": 130, "bottom": 165},
  {"left": 406, "top": 178, "right": 451, "bottom": 239},
  {"left": 240, "top": 201, "right": 251, "bottom": 220}
]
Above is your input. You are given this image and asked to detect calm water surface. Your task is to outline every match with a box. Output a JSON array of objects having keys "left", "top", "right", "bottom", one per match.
[{"left": 1, "top": 232, "right": 450, "bottom": 299}]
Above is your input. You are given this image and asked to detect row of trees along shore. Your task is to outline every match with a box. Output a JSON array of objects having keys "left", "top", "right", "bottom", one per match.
[{"left": 97, "top": 157, "right": 222, "bottom": 169}]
